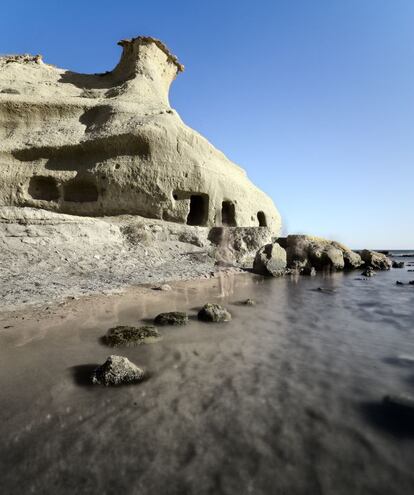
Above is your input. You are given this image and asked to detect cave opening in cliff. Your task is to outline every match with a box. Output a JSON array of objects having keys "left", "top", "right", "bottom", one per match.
[
  {"left": 63, "top": 179, "right": 98, "bottom": 202},
  {"left": 28, "top": 176, "right": 59, "bottom": 201},
  {"left": 221, "top": 201, "right": 236, "bottom": 226},
  {"left": 257, "top": 211, "right": 267, "bottom": 227},
  {"left": 187, "top": 194, "right": 208, "bottom": 226}
]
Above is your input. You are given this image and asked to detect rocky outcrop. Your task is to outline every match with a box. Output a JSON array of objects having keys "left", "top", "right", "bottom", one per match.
[
  {"left": 253, "top": 243, "right": 287, "bottom": 276},
  {"left": 275, "top": 235, "right": 363, "bottom": 272},
  {"left": 0, "top": 36, "right": 281, "bottom": 232},
  {"left": 92, "top": 355, "right": 145, "bottom": 386},
  {"left": 208, "top": 226, "right": 273, "bottom": 266},
  {"left": 359, "top": 250, "right": 392, "bottom": 270}
]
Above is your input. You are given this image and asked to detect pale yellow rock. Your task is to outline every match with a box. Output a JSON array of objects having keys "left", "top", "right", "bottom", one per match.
[{"left": 0, "top": 36, "right": 281, "bottom": 232}]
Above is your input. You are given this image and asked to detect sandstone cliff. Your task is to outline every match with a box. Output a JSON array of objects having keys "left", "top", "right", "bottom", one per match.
[{"left": 0, "top": 36, "right": 281, "bottom": 231}]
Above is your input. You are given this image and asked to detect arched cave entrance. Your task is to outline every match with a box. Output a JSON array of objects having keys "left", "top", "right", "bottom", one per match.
[
  {"left": 221, "top": 201, "right": 236, "bottom": 226},
  {"left": 187, "top": 195, "right": 208, "bottom": 226},
  {"left": 257, "top": 211, "right": 267, "bottom": 227},
  {"left": 63, "top": 179, "right": 98, "bottom": 202},
  {"left": 28, "top": 176, "right": 59, "bottom": 201}
]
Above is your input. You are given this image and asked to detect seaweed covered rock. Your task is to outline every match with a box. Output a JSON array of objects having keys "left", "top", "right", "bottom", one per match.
[
  {"left": 92, "top": 355, "right": 145, "bottom": 386},
  {"left": 103, "top": 325, "right": 161, "bottom": 347},
  {"left": 359, "top": 250, "right": 392, "bottom": 270},
  {"left": 198, "top": 303, "right": 231, "bottom": 322},
  {"left": 253, "top": 243, "right": 287, "bottom": 276},
  {"left": 154, "top": 311, "right": 188, "bottom": 326}
]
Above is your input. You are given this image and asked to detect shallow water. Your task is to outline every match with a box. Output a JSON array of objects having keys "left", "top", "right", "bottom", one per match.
[{"left": 1, "top": 261, "right": 414, "bottom": 495}]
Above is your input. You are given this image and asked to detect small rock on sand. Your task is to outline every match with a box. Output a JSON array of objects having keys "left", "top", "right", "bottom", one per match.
[
  {"left": 152, "top": 284, "right": 172, "bottom": 291},
  {"left": 243, "top": 298, "right": 256, "bottom": 306},
  {"left": 92, "top": 355, "right": 145, "bottom": 386},
  {"left": 103, "top": 325, "right": 161, "bottom": 347},
  {"left": 154, "top": 311, "right": 188, "bottom": 326},
  {"left": 198, "top": 303, "right": 231, "bottom": 322}
]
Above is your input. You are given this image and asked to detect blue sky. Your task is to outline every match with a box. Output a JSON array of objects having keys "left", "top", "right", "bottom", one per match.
[{"left": 1, "top": 0, "right": 413, "bottom": 248}]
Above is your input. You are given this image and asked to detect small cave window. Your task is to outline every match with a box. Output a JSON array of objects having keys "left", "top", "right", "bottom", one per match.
[
  {"left": 186, "top": 194, "right": 208, "bottom": 226},
  {"left": 221, "top": 201, "right": 236, "bottom": 226},
  {"left": 28, "top": 176, "right": 59, "bottom": 201},
  {"left": 257, "top": 211, "right": 267, "bottom": 227},
  {"left": 63, "top": 179, "right": 98, "bottom": 202}
]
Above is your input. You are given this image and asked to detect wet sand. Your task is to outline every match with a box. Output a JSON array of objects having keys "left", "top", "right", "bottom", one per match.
[{"left": 1, "top": 268, "right": 414, "bottom": 494}]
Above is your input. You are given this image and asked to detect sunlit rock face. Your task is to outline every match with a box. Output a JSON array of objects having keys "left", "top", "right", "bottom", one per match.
[{"left": 0, "top": 36, "right": 281, "bottom": 232}]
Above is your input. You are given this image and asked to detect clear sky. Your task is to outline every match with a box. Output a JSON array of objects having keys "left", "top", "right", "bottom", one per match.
[{"left": 1, "top": 0, "right": 413, "bottom": 249}]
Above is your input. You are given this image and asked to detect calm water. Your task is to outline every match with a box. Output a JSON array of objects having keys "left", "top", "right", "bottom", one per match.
[{"left": 0, "top": 258, "right": 414, "bottom": 495}]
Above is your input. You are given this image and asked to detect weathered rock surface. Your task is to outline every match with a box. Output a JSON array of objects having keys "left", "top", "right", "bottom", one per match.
[
  {"left": 154, "top": 311, "right": 188, "bottom": 326},
  {"left": 359, "top": 250, "right": 392, "bottom": 270},
  {"left": 253, "top": 243, "right": 287, "bottom": 276},
  {"left": 0, "top": 36, "right": 281, "bottom": 232},
  {"left": 92, "top": 355, "right": 145, "bottom": 386},
  {"left": 208, "top": 226, "right": 273, "bottom": 266},
  {"left": 198, "top": 303, "right": 231, "bottom": 322},
  {"left": 275, "top": 235, "right": 363, "bottom": 273},
  {"left": 103, "top": 325, "right": 161, "bottom": 347}
]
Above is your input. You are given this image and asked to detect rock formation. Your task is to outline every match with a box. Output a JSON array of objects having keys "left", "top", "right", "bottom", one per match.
[{"left": 0, "top": 36, "right": 281, "bottom": 231}]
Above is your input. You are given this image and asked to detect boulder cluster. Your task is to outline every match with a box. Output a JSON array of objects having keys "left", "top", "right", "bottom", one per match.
[{"left": 253, "top": 234, "right": 392, "bottom": 277}]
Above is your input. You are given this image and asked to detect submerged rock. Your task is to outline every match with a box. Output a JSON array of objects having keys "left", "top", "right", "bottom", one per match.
[
  {"left": 92, "top": 355, "right": 145, "bottom": 386},
  {"left": 104, "top": 325, "right": 161, "bottom": 347},
  {"left": 359, "top": 250, "right": 392, "bottom": 270},
  {"left": 154, "top": 311, "right": 188, "bottom": 326},
  {"left": 361, "top": 267, "right": 375, "bottom": 277},
  {"left": 253, "top": 243, "right": 287, "bottom": 276},
  {"left": 392, "top": 260, "right": 405, "bottom": 268},
  {"left": 198, "top": 303, "right": 231, "bottom": 322},
  {"left": 396, "top": 281, "right": 404, "bottom": 286}
]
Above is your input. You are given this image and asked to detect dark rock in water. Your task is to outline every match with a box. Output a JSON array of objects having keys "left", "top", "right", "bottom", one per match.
[
  {"left": 383, "top": 394, "right": 414, "bottom": 413},
  {"left": 392, "top": 261, "right": 405, "bottom": 268},
  {"left": 361, "top": 267, "right": 375, "bottom": 277},
  {"left": 104, "top": 325, "right": 161, "bottom": 347},
  {"left": 396, "top": 281, "right": 404, "bottom": 286},
  {"left": 301, "top": 265, "right": 316, "bottom": 276},
  {"left": 408, "top": 270, "right": 414, "bottom": 272},
  {"left": 198, "top": 303, "right": 231, "bottom": 322},
  {"left": 359, "top": 250, "right": 392, "bottom": 270},
  {"left": 316, "top": 287, "right": 336, "bottom": 294},
  {"left": 92, "top": 355, "right": 145, "bottom": 386},
  {"left": 243, "top": 298, "right": 256, "bottom": 306},
  {"left": 409, "top": 280, "right": 414, "bottom": 285},
  {"left": 154, "top": 311, "right": 188, "bottom": 326},
  {"left": 253, "top": 242, "right": 287, "bottom": 277}
]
